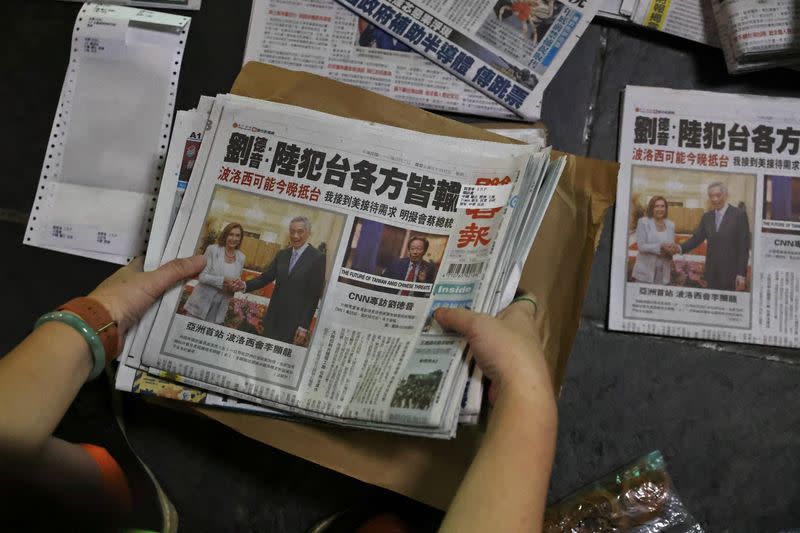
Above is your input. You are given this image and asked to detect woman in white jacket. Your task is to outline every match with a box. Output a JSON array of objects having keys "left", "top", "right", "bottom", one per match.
[
  {"left": 632, "top": 196, "right": 675, "bottom": 285},
  {"left": 184, "top": 222, "right": 245, "bottom": 324}
]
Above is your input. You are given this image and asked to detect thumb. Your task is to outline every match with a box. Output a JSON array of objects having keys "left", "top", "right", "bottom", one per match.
[
  {"left": 144, "top": 255, "right": 207, "bottom": 296},
  {"left": 434, "top": 307, "right": 484, "bottom": 340}
]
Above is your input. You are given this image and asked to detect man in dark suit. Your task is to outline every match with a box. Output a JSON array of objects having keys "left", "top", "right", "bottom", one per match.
[
  {"left": 234, "top": 216, "right": 325, "bottom": 346},
  {"left": 383, "top": 236, "right": 436, "bottom": 296},
  {"left": 665, "top": 182, "right": 750, "bottom": 291}
]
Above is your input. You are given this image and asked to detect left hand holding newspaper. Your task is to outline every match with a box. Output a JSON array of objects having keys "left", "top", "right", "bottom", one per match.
[{"left": 117, "top": 92, "right": 564, "bottom": 438}]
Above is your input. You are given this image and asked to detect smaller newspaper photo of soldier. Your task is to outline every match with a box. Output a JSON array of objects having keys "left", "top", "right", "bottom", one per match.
[
  {"left": 338, "top": 217, "right": 448, "bottom": 297},
  {"left": 390, "top": 370, "right": 444, "bottom": 411}
]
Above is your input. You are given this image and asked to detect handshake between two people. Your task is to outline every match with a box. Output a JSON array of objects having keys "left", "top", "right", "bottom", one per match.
[
  {"left": 222, "top": 278, "right": 246, "bottom": 294},
  {"left": 659, "top": 242, "right": 681, "bottom": 258}
]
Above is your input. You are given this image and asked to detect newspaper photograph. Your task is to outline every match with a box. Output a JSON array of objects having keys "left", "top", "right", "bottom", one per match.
[
  {"left": 243, "top": 0, "right": 518, "bottom": 119},
  {"left": 333, "top": 0, "right": 601, "bottom": 119},
  {"left": 129, "top": 94, "right": 560, "bottom": 437},
  {"left": 609, "top": 86, "right": 800, "bottom": 348}
]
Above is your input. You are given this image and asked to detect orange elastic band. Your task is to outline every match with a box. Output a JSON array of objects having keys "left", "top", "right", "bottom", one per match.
[{"left": 80, "top": 443, "right": 132, "bottom": 514}]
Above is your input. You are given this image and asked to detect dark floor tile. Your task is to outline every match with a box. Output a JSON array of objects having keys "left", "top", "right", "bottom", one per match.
[{"left": 553, "top": 321, "right": 800, "bottom": 531}]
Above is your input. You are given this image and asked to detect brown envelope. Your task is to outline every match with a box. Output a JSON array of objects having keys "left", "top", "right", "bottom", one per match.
[{"left": 197, "top": 62, "right": 618, "bottom": 510}]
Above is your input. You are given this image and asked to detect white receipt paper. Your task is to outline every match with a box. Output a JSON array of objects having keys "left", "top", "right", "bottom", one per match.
[{"left": 25, "top": 3, "right": 190, "bottom": 264}]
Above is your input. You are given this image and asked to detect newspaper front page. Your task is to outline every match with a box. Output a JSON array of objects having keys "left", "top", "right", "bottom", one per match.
[
  {"left": 132, "top": 94, "right": 557, "bottom": 437},
  {"left": 115, "top": 117, "right": 550, "bottom": 423},
  {"left": 609, "top": 86, "right": 800, "bottom": 348},
  {"left": 711, "top": 0, "right": 800, "bottom": 73},
  {"left": 243, "top": 0, "right": 520, "bottom": 119},
  {"left": 333, "top": 0, "right": 601, "bottom": 120}
]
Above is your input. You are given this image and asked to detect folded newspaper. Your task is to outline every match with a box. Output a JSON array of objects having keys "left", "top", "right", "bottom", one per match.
[
  {"left": 243, "top": 0, "right": 522, "bottom": 119},
  {"left": 117, "top": 93, "right": 564, "bottom": 438},
  {"left": 331, "top": 0, "right": 602, "bottom": 120},
  {"left": 711, "top": 0, "right": 800, "bottom": 74},
  {"left": 597, "top": 0, "right": 719, "bottom": 47},
  {"left": 610, "top": 86, "right": 800, "bottom": 349}
]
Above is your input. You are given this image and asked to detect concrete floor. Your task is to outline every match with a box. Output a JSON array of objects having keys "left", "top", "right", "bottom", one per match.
[{"left": 1, "top": 1, "right": 799, "bottom": 531}]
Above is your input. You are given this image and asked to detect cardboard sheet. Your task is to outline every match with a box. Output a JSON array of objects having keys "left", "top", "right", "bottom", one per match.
[{"left": 196, "top": 62, "right": 618, "bottom": 510}]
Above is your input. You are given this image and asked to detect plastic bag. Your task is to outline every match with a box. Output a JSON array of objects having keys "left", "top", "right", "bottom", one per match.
[{"left": 544, "top": 450, "right": 703, "bottom": 533}]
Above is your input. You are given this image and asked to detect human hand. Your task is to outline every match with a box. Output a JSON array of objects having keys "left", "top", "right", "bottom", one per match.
[
  {"left": 660, "top": 242, "right": 679, "bottom": 256},
  {"left": 735, "top": 275, "right": 747, "bottom": 291},
  {"left": 89, "top": 256, "right": 206, "bottom": 349},
  {"left": 222, "top": 278, "right": 239, "bottom": 293},
  {"left": 293, "top": 327, "right": 308, "bottom": 346},
  {"left": 434, "top": 296, "right": 554, "bottom": 410}
]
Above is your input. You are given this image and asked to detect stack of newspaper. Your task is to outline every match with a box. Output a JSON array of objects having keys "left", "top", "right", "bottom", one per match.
[
  {"left": 115, "top": 93, "right": 564, "bottom": 438},
  {"left": 710, "top": 0, "right": 800, "bottom": 74}
]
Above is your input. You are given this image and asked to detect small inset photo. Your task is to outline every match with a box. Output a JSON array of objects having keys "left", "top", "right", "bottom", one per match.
[
  {"left": 339, "top": 217, "right": 448, "bottom": 297},
  {"left": 356, "top": 18, "right": 412, "bottom": 53},
  {"left": 626, "top": 167, "right": 755, "bottom": 292},
  {"left": 763, "top": 175, "right": 800, "bottom": 234},
  {"left": 176, "top": 186, "right": 346, "bottom": 347},
  {"left": 390, "top": 369, "right": 444, "bottom": 411},
  {"left": 492, "top": 0, "right": 564, "bottom": 44}
]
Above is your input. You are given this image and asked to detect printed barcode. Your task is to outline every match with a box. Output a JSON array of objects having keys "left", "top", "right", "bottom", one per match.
[{"left": 447, "top": 262, "right": 485, "bottom": 277}]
